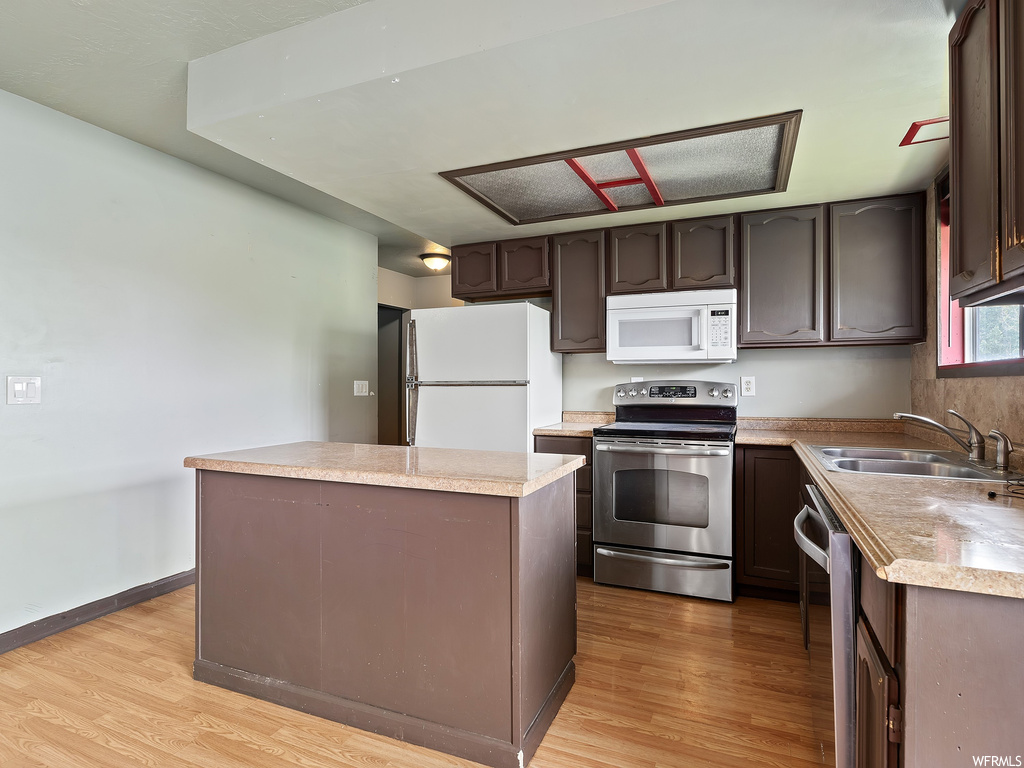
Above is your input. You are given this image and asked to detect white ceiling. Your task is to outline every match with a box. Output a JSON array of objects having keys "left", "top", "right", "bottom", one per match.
[
  {"left": 0, "top": 0, "right": 442, "bottom": 272},
  {"left": 2, "top": 0, "right": 964, "bottom": 276}
]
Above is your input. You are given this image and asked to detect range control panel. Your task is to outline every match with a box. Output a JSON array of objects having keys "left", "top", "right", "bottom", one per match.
[
  {"left": 612, "top": 379, "right": 737, "bottom": 407},
  {"left": 648, "top": 385, "right": 697, "bottom": 399}
]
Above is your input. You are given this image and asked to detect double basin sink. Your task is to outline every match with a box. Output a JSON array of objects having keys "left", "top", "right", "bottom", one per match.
[{"left": 809, "top": 445, "right": 1008, "bottom": 482}]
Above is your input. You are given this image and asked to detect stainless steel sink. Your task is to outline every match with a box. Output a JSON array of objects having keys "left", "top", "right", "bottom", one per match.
[
  {"left": 830, "top": 458, "right": 998, "bottom": 480},
  {"left": 819, "top": 447, "right": 955, "bottom": 463},
  {"left": 808, "top": 445, "right": 1008, "bottom": 482}
]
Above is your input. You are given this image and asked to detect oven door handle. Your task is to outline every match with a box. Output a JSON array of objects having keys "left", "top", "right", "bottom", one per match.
[
  {"left": 793, "top": 506, "right": 831, "bottom": 573},
  {"left": 595, "top": 547, "right": 731, "bottom": 570},
  {"left": 595, "top": 444, "right": 731, "bottom": 457}
]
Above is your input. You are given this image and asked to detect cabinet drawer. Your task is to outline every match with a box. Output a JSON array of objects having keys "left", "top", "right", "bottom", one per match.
[{"left": 534, "top": 436, "right": 592, "bottom": 462}]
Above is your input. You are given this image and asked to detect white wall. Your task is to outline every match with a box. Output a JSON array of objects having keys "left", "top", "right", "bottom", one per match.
[
  {"left": 377, "top": 267, "right": 463, "bottom": 309},
  {"left": 0, "top": 89, "right": 378, "bottom": 635},
  {"left": 564, "top": 345, "right": 913, "bottom": 417}
]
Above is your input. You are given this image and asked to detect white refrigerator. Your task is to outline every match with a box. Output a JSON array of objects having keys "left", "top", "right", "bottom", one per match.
[{"left": 403, "top": 302, "right": 562, "bottom": 453}]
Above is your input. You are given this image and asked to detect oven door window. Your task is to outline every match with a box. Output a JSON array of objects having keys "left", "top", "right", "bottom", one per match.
[{"left": 611, "top": 467, "right": 709, "bottom": 528}]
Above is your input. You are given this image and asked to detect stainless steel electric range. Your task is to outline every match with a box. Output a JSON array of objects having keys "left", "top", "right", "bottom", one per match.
[{"left": 592, "top": 379, "right": 737, "bottom": 602}]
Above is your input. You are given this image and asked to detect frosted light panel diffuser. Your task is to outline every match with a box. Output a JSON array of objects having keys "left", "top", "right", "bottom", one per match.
[{"left": 441, "top": 112, "right": 801, "bottom": 225}]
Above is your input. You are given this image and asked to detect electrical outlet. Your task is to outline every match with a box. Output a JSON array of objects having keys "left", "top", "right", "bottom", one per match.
[
  {"left": 630, "top": 376, "right": 644, "bottom": 383},
  {"left": 740, "top": 376, "right": 755, "bottom": 397}
]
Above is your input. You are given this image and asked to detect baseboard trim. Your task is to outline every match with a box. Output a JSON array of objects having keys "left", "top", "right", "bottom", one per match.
[
  {"left": 0, "top": 569, "right": 195, "bottom": 655},
  {"left": 194, "top": 658, "right": 542, "bottom": 768}
]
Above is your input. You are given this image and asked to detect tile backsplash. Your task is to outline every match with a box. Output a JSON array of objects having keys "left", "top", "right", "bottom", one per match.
[{"left": 910, "top": 184, "right": 1024, "bottom": 472}]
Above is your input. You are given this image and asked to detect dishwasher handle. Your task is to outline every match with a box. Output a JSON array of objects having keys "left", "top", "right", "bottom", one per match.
[{"left": 794, "top": 506, "right": 831, "bottom": 574}]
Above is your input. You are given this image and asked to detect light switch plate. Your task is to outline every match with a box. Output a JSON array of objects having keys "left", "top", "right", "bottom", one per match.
[
  {"left": 7, "top": 376, "right": 42, "bottom": 404},
  {"left": 353, "top": 380, "right": 369, "bottom": 396}
]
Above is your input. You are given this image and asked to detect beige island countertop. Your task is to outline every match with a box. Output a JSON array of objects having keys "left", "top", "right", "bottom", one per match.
[{"left": 184, "top": 441, "right": 586, "bottom": 498}]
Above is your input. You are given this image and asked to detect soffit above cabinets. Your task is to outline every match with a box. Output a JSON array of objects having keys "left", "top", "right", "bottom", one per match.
[{"left": 187, "top": 0, "right": 957, "bottom": 247}]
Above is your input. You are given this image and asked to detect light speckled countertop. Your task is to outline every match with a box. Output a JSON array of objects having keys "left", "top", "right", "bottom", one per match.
[
  {"left": 185, "top": 441, "right": 586, "bottom": 498},
  {"left": 788, "top": 433, "right": 1024, "bottom": 599},
  {"left": 533, "top": 416, "right": 1024, "bottom": 598}
]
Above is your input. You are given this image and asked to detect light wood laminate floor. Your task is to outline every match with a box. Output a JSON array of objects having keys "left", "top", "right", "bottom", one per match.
[{"left": 0, "top": 578, "right": 835, "bottom": 767}]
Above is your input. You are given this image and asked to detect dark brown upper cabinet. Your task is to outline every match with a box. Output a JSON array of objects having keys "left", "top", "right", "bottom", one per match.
[
  {"left": 551, "top": 231, "right": 607, "bottom": 353},
  {"left": 739, "top": 206, "right": 826, "bottom": 345},
  {"left": 670, "top": 215, "right": 736, "bottom": 290},
  {"left": 451, "top": 242, "right": 498, "bottom": 298},
  {"left": 999, "top": 0, "right": 1024, "bottom": 280},
  {"left": 451, "top": 238, "right": 550, "bottom": 301},
  {"left": 498, "top": 237, "right": 550, "bottom": 293},
  {"left": 607, "top": 224, "right": 668, "bottom": 295},
  {"left": 949, "top": 0, "right": 1001, "bottom": 300},
  {"left": 830, "top": 195, "right": 924, "bottom": 343},
  {"left": 949, "top": 0, "right": 1024, "bottom": 303}
]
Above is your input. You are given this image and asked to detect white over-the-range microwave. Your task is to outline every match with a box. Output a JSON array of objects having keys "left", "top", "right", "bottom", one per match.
[{"left": 606, "top": 289, "right": 737, "bottom": 364}]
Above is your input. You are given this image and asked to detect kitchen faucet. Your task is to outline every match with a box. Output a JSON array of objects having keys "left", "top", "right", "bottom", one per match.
[{"left": 893, "top": 410, "right": 986, "bottom": 463}]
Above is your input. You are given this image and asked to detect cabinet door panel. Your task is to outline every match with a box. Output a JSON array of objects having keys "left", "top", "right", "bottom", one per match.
[
  {"left": 949, "top": 0, "right": 1000, "bottom": 299},
  {"left": 608, "top": 224, "right": 668, "bottom": 294},
  {"left": 855, "top": 617, "right": 900, "bottom": 768},
  {"left": 551, "top": 231, "right": 607, "bottom": 352},
  {"left": 738, "top": 447, "right": 802, "bottom": 589},
  {"left": 670, "top": 215, "right": 736, "bottom": 290},
  {"left": 499, "top": 237, "right": 549, "bottom": 293},
  {"left": 1001, "top": 0, "right": 1024, "bottom": 277},
  {"left": 451, "top": 243, "right": 498, "bottom": 297},
  {"left": 740, "top": 206, "right": 825, "bottom": 344},
  {"left": 831, "top": 195, "right": 924, "bottom": 342}
]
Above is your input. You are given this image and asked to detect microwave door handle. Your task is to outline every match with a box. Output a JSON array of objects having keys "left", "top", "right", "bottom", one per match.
[
  {"left": 696, "top": 307, "right": 707, "bottom": 350},
  {"left": 794, "top": 506, "right": 831, "bottom": 573}
]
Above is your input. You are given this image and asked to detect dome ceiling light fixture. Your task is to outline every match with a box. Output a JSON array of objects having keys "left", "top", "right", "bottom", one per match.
[
  {"left": 419, "top": 253, "right": 451, "bottom": 271},
  {"left": 440, "top": 111, "right": 802, "bottom": 226}
]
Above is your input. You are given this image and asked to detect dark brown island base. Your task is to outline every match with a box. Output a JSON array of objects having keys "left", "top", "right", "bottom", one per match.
[{"left": 183, "top": 441, "right": 586, "bottom": 768}]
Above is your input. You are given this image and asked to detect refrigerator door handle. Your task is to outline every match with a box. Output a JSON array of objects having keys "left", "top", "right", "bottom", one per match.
[
  {"left": 406, "top": 319, "right": 418, "bottom": 446},
  {"left": 406, "top": 381, "right": 418, "bottom": 446},
  {"left": 416, "top": 380, "right": 528, "bottom": 387}
]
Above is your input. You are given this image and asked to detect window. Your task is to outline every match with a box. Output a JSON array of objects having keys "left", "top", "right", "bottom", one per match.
[
  {"left": 938, "top": 182, "right": 1024, "bottom": 376},
  {"left": 965, "top": 305, "right": 1024, "bottom": 362}
]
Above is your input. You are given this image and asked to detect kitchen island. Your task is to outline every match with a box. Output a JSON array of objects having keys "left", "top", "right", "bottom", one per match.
[{"left": 183, "top": 441, "right": 586, "bottom": 768}]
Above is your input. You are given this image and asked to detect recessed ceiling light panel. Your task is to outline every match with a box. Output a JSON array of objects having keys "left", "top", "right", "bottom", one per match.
[{"left": 441, "top": 111, "right": 801, "bottom": 225}]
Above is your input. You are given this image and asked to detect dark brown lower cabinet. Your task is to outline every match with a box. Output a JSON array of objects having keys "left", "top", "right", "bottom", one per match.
[
  {"left": 856, "top": 616, "right": 900, "bottom": 768},
  {"left": 534, "top": 435, "right": 593, "bottom": 575},
  {"left": 735, "top": 446, "right": 803, "bottom": 597}
]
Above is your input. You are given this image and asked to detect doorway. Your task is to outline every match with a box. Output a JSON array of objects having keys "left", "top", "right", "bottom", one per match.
[{"left": 377, "top": 305, "right": 405, "bottom": 445}]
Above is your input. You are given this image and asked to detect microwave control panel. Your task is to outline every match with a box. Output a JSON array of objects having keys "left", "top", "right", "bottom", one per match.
[{"left": 708, "top": 309, "right": 732, "bottom": 349}]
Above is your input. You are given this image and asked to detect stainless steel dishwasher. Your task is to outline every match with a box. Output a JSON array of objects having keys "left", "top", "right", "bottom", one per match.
[{"left": 794, "top": 483, "right": 856, "bottom": 768}]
